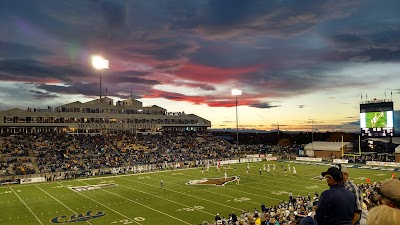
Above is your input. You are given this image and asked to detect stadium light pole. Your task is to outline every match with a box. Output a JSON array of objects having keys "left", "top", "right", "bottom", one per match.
[
  {"left": 91, "top": 55, "right": 109, "bottom": 99},
  {"left": 310, "top": 119, "right": 314, "bottom": 151},
  {"left": 231, "top": 89, "right": 242, "bottom": 152}
]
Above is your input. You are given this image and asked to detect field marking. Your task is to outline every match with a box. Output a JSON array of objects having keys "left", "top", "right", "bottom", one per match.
[
  {"left": 164, "top": 163, "right": 324, "bottom": 189},
  {"left": 10, "top": 186, "right": 44, "bottom": 225},
  {"left": 0, "top": 161, "right": 393, "bottom": 189},
  {"left": 118, "top": 177, "right": 242, "bottom": 211},
  {"left": 200, "top": 189, "right": 261, "bottom": 205},
  {"left": 59, "top": 182, "right": 142, "bottom": 225},
  {"left": 77, "top": 180, "right": 193, "bottom": 225},
  {"left": 34, "top": 184, "right": 93, "bottom": 225},
  {"left": 155, "top": 164, "right": 330, "bottom": 198},
  {"left": 118, "top": 183, "right": 215, "bottom": 216}
]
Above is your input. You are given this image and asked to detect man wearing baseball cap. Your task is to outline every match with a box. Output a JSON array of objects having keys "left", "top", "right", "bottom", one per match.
[
  {"left": 339, "top": 164, "right": 363, "bottom": 225},
  {"left": 378, "top": 179, "right": 400, "bottom": 209},
  {"left": 315, "top": 166, "right": 356, "bottom": 225}
]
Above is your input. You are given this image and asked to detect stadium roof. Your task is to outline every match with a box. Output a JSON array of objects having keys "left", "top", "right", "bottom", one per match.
[{"left": 304, "top": 141, "right": 351, "bottom": 152}]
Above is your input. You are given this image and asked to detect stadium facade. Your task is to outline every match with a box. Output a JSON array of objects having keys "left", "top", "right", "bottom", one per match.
[{"left": 0, "top": 97, "right": 211, "bottom": 134}]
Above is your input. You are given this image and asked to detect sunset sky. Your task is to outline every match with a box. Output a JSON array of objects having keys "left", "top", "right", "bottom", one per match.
[{"left": 0, "top": 0, "right": 399, "bottom": 132}]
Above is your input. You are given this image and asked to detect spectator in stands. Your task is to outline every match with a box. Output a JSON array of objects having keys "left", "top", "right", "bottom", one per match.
[
  {"left": 268, "top": 217, "right": 280, "bottom": 225},
  {"left": 366, "top": 205, "right": 400, "bottom": 225},
  {"left": 339, "top": 164, "right": 363, "bottom": 225},
  {"left": 299, "top": 215, "right": 318, "bottom": 225},
  {"left": 231, "top": 211, "right": 238, "bottom": 224},
  {"left": 316, "top": 167, "right": 356, "bottom": 225},
  {"left": 377, "top": 179, "right": 400, "bottom": 209},
  {"left": 215, "top": 213, "right": 221, "bottom": 221}
]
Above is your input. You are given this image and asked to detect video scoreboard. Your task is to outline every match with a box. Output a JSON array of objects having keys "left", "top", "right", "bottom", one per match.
[{"left": 360, "top": 100, "right": 394, "bottom": 137}]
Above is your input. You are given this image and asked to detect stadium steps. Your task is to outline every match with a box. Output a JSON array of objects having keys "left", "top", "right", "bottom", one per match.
[
  {"left": 27, "top": 143, "right": 40, "bottom": 173},
  {"left": 105, "top": 136, "right": 121, "bottom": 154}
]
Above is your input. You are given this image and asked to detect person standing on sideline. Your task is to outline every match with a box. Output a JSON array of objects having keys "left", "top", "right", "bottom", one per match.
[
  {"left": 316, "top": 167, "right": 356, "bottom": 225},
  {"left": 224, "top": 171, "right": 227, "bottom": 180},
  {"left": 160, "top": 179, "right": 163, "bottom": 188},
  {"left": 236, "top": 176, "right": 240, "bottom": 185},
  {"left": 339, "top": 164, "right": 363, "bottom": 225},
  {"left": 293, "top": 166, "right": 297, "bottom": 175},
  {"left": 259, "top": 168, "right": 262, "bottom": 175}
]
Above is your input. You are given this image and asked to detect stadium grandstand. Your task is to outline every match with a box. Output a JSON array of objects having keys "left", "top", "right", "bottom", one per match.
[
  {"left": 0, "top": 97, "right": 211, "bottom": 134},
  {"left": 1, "top": 98, "right": 400, "bottom": 225}
]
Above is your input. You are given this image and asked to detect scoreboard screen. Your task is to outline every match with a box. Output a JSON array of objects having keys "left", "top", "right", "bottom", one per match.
[{"left": 360, "top": 101, "right": 394, "bottom": 137}]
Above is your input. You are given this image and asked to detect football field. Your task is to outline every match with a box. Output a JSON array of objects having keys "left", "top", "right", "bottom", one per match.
[{"left": 0, "top": 161, "right": 397, "bottom": 225}]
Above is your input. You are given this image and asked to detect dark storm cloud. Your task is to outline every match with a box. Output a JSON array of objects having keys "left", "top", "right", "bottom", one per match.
[
  {"left": 0, "top": 59, "right": 89, "bottom": 82},
  {"left": 0, "top": 41, "right": 52, "bottom": 58},
  {"left": 322, "top": 1, "right": 400, "bottom": 62},
  {"left": 100, "top": 1, "right": 127, "bottom": 29},
  {"left": 170, "top": 0, "right": 358, "bottom": 38},
  {"left": 248, "top": 102, "right": 280, "bottom": 109},
  {"left": 130, "top": 39, "right": 199, "bottom": 61},
  {"left": 29, "top": 90, "right": 59, "bottom": 100},
  {"left": 0, "top": 0, "right": 399, "bottom": 111},
  {"left": 357, "top": 49, "right": 400, "bottom": 62},
  {"left": 105, "top": 75, "right": 161, "bottom": 86},
  {"left": 37, "top": 83, "right": 99, "bottom": 97}
]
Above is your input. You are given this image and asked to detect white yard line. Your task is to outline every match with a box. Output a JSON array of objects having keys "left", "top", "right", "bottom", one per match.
[
  {"left": 118, "top": 183, "right": 214, "bottom": 216},
  {"left": 119, "top": 177, "right": 241, "bottom": 211},
  {"left": 34, "top": 184, "right": 93, "bottom": 225},
  {"left": 10, "top": 187, "right": 44, "bottom": 225},
  {"left": 200, "top": 189, "right": 264, "bottom": 205},
  {"left": 77, "top": 180, "right": 193, "bottom": 225},
  {"left": 59, "top": 182, "right": 142, "bottom": 225},
  {"left": 133, "top": 171, "right": 285, "bottom": 201}
]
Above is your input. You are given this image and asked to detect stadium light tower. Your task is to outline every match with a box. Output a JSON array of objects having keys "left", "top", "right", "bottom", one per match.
[
  {"left": 231, "top": 89, "right": 242, "bottom": 151},
  {"left": 91, "top": 55, "right": 109, "bottom": 99}
]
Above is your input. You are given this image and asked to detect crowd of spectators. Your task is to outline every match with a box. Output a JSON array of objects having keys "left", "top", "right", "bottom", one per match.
[
  {"left": 201, "top": 178, "right": 400, "bottom": 225},
  {"left": 2, "top": 132, "right": 400, "bottom": 224},
  {"left": 1, "top": 132, "right": 236, "bottom": 176},
  {"left": 343, "top": 153, "right": 396, "bottom": 163}
]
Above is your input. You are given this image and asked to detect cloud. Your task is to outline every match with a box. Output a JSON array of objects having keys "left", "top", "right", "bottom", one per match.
[
  {"left": 0, "top": 41, "right": 52, "bottom": 58},
  {"left": 99, "top": 1, "right": 127, "bottom": 29},
  {"left": 248, "top": 102, "right": 280, "bottom": 109},
  {"left": 29, "top": 90, "right": 59, "bottom": 100},
  {"left": 170, "top": 81, "right": 216, "bottom": 91},
  {"left": 171, "top": 0, "right": 358, "bottom": 39},
  {"left": 349, "top": 56, "right": 371, "bottom": 62},
  {"left": 0, "top": 59, "right": 89, "bottom": 83},
  {"left": 174, "top": 63, "right": 262, "bottom": 83}
]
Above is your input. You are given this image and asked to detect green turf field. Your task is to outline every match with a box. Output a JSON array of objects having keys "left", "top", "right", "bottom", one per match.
[
  {"left": 366, "top": 111, "right": 387, "bottom": 128},
  {"left": 0, "top": 161, "right": 397, "bottom": 225}
]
